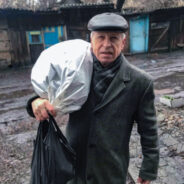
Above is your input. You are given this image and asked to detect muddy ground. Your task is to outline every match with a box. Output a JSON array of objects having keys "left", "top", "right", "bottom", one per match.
[{"left": 0, "top": 50, "right": 184, "bottom": 184}]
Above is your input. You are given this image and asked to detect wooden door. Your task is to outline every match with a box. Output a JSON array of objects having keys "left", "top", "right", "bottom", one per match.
[{"left": 130, "top": 15, "right": 149, "bottom": 53}]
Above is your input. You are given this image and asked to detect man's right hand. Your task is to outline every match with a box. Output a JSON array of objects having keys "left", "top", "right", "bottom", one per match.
[{"left": 31, "top": 98, "right": 56, "bottom": 121}]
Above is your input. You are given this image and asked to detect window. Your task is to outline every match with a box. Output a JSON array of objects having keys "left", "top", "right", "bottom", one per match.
[
  {"left": 32, "top": 34, "right": 40, "bottom": 43},
  {"left": 28, "top": 31, "right": 42, "bottom": 44}
]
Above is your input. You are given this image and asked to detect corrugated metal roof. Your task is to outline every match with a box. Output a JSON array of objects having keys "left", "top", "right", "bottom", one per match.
[
  {"left": 0, "top": 2, "right": 114, "bottom": 12},
  {"left": 0, "top": 8, "right": 58, "bottom": 15},
  {"left": 122, "top": 5, "right": 184, "bottom": 15},
  {"left": 122, "top": 0, "right": 184, "bottom": 14},
  {"left": 58, "top": 2, "right": 114, "bottom": 9},
  {"left": 0, "top": 8, "right": 35, "bottom": 13}
]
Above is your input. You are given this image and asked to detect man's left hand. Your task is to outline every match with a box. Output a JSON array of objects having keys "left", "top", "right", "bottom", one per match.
[{"left": 137, "top": 177, "right": 151, "bottom": 184}]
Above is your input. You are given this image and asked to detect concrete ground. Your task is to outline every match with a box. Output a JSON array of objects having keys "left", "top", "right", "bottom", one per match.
[{"left": 0, "top": 50, "right": 184, "bottom": 183}]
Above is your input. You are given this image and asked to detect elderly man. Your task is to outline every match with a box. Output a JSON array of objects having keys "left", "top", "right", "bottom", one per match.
[{"left": 27, "top": 13, "right": 159, "bottom": 184}]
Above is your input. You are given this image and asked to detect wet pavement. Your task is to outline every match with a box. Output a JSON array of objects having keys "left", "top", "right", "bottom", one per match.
[{"left": 0, "top": 50, "right": 184, "bottom": 183}]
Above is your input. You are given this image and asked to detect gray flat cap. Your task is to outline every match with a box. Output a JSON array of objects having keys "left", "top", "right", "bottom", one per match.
[{"left": 87, "top": 12, "right": 128, "bottom": 32}]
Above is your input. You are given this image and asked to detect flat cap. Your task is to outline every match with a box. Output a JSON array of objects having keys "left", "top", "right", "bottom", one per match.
[{"left": 87, "top": 12, "right": 128, "bottom": 32}]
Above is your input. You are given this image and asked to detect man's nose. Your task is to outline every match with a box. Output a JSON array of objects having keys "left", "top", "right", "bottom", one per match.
[{"left": 103, "top": 38, "right": 111, "bottom": 47}]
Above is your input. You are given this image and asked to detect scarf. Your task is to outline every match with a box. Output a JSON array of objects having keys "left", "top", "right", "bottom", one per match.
[{"left": 92, "top": 53, "right": 122, "bottom": 105}]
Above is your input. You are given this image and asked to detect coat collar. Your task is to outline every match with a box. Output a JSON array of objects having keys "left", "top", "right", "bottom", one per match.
[{"left": 93, "top": 54, "right": 131, "bottom": 112}]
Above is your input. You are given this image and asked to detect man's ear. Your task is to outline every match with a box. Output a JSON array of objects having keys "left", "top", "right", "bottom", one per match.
[
  {"left": 91, "top": 36, "right": 96, "bottom": 53},
  {"left": 90, "top": 41, "right": 93, "bottom": 52},
  {"left": 90, "top": 46, "right": 93, "bottom": 53},
  {"left": 121, "top": 37, "right": 126, "bottom": 51}
]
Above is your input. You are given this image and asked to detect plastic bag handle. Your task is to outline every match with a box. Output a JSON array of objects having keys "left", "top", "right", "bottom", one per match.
[
  {"left": 48, "top": 114, "right": 67, "bottom": 142},
  {"left": 48, "top": 114, "right": 76, "bottom": 157}
]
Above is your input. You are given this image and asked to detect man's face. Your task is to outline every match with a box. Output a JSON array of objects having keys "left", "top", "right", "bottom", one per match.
[{"left": 91, "top": 31, "right": 126, "bottom": 66}]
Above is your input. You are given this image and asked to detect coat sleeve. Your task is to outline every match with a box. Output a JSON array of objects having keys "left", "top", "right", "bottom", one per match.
[
  {"left": 26, "top": 95, "right": 40, "bottom": 118},
  {"left": 135, "top": 80, "right": 159, "bottom": 181}
]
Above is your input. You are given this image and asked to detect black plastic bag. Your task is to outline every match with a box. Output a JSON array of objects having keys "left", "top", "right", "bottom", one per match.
[{"left": 30, "top": 114, "right": 76, "bottom": 184}]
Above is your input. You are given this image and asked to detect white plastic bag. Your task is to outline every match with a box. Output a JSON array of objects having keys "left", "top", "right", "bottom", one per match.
[{"left": 31, "top": 39, "right": 93, "bottom": 114}]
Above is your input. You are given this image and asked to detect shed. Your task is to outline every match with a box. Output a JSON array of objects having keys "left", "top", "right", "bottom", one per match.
[
  {"left": 122, "top": 0, "right": 184, "bottom": 53},
  {"left": 0, "top": 8, "right": 66, "bottom": 68},
  {"left": 0, "top": 2, "right": 114, "bottom": 68}
]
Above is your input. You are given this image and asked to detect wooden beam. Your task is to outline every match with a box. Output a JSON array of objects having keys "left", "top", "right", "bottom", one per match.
[
  {"left": 150, "top": 46, "right": 168, "bottom": 52},
  {"left": 151, "top": 26, "right": 169, "bottom": 50}
]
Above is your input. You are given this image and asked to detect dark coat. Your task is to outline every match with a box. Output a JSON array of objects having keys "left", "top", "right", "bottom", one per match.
[{"left": 66, "top": 55, "right": 159, "bottom": 184}]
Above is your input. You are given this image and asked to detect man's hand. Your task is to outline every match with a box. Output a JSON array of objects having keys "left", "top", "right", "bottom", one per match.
[
  {"left": 31, "top": 98, "right": 56, "bottom": 121},
  {"left": 137, "top": 177, "right": 151, "bottom": 184}
]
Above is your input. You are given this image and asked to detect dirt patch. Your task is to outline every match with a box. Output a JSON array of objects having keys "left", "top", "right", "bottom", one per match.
[
  {"left": 0, "top": 132, "right": 32, "bottom": 184},
  {"left": 154, "top": 72, "right": 184, "bottom": 90}
]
